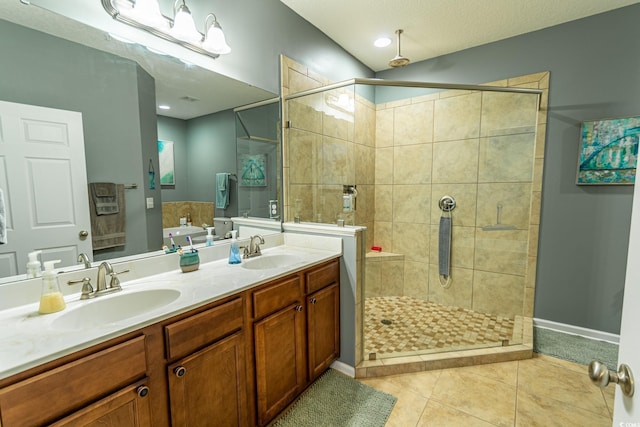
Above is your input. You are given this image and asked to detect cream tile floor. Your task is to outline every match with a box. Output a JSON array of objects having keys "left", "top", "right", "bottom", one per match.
[{"left": 359, "top": 353, "right": 615, "bottom": 427}]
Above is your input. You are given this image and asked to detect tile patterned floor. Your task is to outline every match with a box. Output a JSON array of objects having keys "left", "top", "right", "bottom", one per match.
[
  {"left": 359, "top": 353, "right": 614, "bottom": 427},
  {"left": 365, "top": 296, "right": 516, "bottom": 359}
]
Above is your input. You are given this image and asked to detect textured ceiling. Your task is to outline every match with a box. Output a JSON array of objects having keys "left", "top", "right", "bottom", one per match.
[{"left": 281, "top": 0, "right": 640, "bottom": 71}]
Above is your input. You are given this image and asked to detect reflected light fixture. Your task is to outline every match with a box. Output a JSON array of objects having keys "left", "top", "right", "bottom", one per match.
[{"left": 102, "top": 0, "right": 231, "bottom": 59}]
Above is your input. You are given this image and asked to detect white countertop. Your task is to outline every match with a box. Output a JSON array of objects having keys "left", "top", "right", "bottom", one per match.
[{"left": 0, "top": 236, "right": 342, "bottom": 380}]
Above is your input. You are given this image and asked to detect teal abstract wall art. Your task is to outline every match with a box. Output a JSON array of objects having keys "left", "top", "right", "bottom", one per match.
[
  {"left": 576, "top": 116, "right": 640, "bottom": 185},
  {"left": 158, "top": 140, "right": 175, "bottom": 186},
  {"left": 239, "top": 153, "right": 267, "bottom": 187}
]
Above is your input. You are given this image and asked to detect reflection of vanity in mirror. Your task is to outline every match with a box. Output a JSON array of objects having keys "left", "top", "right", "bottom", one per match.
[{"left": 0, "top": 2, "right": 281, "bottom": 280}]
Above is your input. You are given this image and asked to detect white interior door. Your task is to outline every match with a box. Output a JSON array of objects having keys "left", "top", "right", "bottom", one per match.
[
  {"left": 0, "top": 100, "right": 92, "bottom": 276},
  {"left": 612, "top": 166, "right": 640, "bottom": 423}
]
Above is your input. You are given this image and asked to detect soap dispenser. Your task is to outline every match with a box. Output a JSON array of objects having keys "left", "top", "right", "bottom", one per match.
[
  {"left": 38, "top": 260, "right": 66, "bottom": 314},
  {"left": 228, "top": 230, "right": 242, "bottom": 264},
  {"left": 26, "top": 250, "right": 43, "bottom": 278},
  {"left": 206, "top": 227, "right": 215, "bottom": 247}
]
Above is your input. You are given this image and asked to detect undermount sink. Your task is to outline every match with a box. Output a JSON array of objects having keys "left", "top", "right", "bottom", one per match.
[
  {"left": 241, "top": 254, "right": 303, "bottom": 270},
  {"left": 51, "top": 288, "right": 181, "bottom": 330}
]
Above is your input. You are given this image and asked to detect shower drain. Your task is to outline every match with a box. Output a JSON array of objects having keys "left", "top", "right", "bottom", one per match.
[{"left": 381, "top": 319, "right": 393, "bottom": 325}]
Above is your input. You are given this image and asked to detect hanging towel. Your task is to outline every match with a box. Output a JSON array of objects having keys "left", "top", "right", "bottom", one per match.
[
  {"left": 215, "top": 173, "right": 230, "bottom": 209},
  {"left": 90, "top": 182, "right": 119, "bottom": 215},
  {"left": 89, "top": 184, "right": 126, "bottom": 250},
  {"left": 438, "top": 216, "right": 451, "bottom": 278},
  {"left": 0, "top": 188, "right": 6, "bottom": 245}
]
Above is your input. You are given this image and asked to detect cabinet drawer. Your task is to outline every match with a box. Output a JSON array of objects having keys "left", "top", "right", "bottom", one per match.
[
  {"left": 0, "top": 335, "right": 147, "bottom": 427},
  {"left": 252, "top": 275, "right": 302, "bottom": 319},
  {"left": 305, "top": 259, "right": 339, "bottom": 294},
  {"left": 165, "top": 297, "right": 243, "bottom": 360}
]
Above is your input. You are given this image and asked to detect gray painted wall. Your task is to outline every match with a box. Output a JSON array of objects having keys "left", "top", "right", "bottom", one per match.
[
  {"left": 0, "top": 19, "right": 161, "bottom": 260},
  {"left": 377, "top": 4, "right": 640, "bottom": 334}
]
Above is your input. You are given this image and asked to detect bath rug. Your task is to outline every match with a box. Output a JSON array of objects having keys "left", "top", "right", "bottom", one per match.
[
  {"left": 534, "top": 327, "right": 618, "bottom": 370},
  {"left": 272, "top": 369, "right": 396, "bottom": 427}
]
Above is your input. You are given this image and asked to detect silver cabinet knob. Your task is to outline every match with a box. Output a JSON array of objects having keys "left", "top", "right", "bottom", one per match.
[{"left": 589, "top": 360, "right": 634, "bottom": 397}]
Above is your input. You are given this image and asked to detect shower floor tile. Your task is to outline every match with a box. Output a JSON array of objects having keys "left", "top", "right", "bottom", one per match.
[{"left": 364, "top": 296, "right": 516, "bottom": 359}]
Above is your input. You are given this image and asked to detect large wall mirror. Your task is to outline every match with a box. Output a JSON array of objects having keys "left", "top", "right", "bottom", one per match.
[{"left": 0, "top": 2, "right": 281, "bottom": 281}]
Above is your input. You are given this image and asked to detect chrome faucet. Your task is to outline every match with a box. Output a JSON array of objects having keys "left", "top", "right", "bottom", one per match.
[
  {"left": 244, "top": 235, "right": 265, "bottom": 258},
  {"left": 77, "top": 253, "right": 91, "bottom": 269}
]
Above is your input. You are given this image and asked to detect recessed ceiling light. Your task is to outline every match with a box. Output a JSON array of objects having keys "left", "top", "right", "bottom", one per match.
[
  {"left": 374, "top": 37, "right": 392, "bottom": 48},
  {"left": 158, "top": 105, "right": 171, "bottom": 110}
]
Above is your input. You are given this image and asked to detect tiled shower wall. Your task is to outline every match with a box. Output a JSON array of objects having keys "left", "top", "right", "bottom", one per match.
[
  {"left": 372, "top": 83, "right": 546, "bottom": 319},
  {"left": 281, "top": 55, "right": 548, "bottom": 320},
  {"left": 162, "top": 201, "right": 214, "bottom": 229}
]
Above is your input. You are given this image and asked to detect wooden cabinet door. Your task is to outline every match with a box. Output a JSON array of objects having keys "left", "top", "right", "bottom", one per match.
[
  {"left": 254, "top": 303, "right": 306, "bottom": 426},
  {"left": 167, "top": 332, "right": 248, "bottom": 427},
  {"left": 50, "top": 380, "right": 151, "bottom": 427},
  {"left": 307, "top": 282, "right": 340, "bottom": 381}
]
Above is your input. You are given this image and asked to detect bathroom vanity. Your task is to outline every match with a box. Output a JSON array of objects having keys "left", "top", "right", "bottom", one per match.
[{"left": 0, "top": 236, "right": 341, "bottom": 427}]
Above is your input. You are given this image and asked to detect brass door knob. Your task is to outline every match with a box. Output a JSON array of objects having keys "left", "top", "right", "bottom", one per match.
[{"left": 79, "top": 230, "right": 89, "bottom": 238}]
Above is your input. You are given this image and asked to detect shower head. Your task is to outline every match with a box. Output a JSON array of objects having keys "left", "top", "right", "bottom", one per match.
[{"left": 389, "top": 29, "right": 410, "bottom": 68}]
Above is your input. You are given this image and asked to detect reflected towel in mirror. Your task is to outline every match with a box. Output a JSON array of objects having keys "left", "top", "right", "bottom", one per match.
[
  {"left": 90, "top": 182, "right": 119, "bottom": 215},
  {"left": 88, "top": 184, "right": 126, "bottom": 250},
  {"left": 216, "top": 173, "right": 230, "bottom": 209}
]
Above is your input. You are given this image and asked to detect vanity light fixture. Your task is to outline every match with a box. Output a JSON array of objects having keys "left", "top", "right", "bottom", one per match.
[{"left": 102, "top": 0, "right": 231, "bottom": 59}]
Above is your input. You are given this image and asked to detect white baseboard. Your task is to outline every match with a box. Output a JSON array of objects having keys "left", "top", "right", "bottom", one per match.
[
  {"left": 533, "top": 318, "right": 619, "bottom": 344},
  {"left": 330, "top": 360, "right": 355, "bottom": 377}
]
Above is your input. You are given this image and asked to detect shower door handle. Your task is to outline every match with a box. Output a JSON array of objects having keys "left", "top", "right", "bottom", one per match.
[{"left": 588, "top": 360, "right": 634, "bottom": 397}]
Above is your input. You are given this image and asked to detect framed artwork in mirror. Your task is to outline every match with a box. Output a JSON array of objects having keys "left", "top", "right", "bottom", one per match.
[
  {"left": 576, "top": 115, "right": 640, "bottom": 185},
  {"left": 158, "top": 140, "right": 175, "bottom": 186},
  {"left": 239, "top": 154, "right": 267, "bottom": 187}
]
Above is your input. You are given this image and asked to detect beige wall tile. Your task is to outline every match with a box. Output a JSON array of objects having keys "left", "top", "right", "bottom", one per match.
[
  {"left": 428, "top": 266, "right": 473, "bottom": 309},
  {"left": 373, "top": 221, "right": 393, "bottom": 251},
  {"left": 375, "top": 147, "right": 394, "bottom": 184},
  {"left": 392, "top": 222, "right": 430, "bottom": 262},
  {"left": 322, "top": 110, "right": 352, "bottom": 141},
  {"left": 321, "top": 136, "right": 355, "bottom": 185},
  {"left": 433, "top": 92, "right": 481, "bottom": 142},
  {"left": 288, "top": 68, "right": 323, "bottom": 93},
  {"left": 355, "top": 144, "right": 375, "bottom": 184},
  {"left": 288, "top": 99, "right": 322, "bottom": 134},
  {"left": 432, "top": 139, "right": 479, "bottom": 183},
  {"left": 530, "top": 191, "right": 541, "bottom": 225},
  {"left": 394, "top": 144, "right": 433, "bottom": 184},
  {"left": 431, "top": 183, "right": 478, "bottom": 227},
  {"left": 288, "top": 129, "right": 319, "bottom": 184},
  {"left": 355, "top": 184, "right": 374, "bottom": 223},
  {"left": 394, "top": 101, "right": 434, "bottom": 145},
  {"left": 525, "top": 256, "right": 537, "bottom": 289},
  {"left": 480, "top": 92, "right": 538, "bottom": 137},
  {"left": 355, "top": 100, "right": 376, "bottom": 147},
  {"left": 478, "top": 133, "right": 535, "bottom": 183},
  {"left": 393, "top": 184, "right": 431, "bottom": 224},
  {"left": 403, "top": 260, "right": 429, "bottom": 300},
  {"left": 476, "top": 183, "right": 532, "bottom": 230},
  {"left": 472, "top": 271, "right": 524, "bottom": 317},
  {"left": 474, "top": 229, "right": 528, "bottom": 276},
  {"left": 380, "top": 260, "right": 405, "bottom": 296},
  {"left": 375, "top": 108, "right": 394, "bottom": 148},
  {"left": 365, "top": 260, "right": 381, "bottom": 298},
  {"left": 374, "top": 185, "right": 393, "bottom": 222}
]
